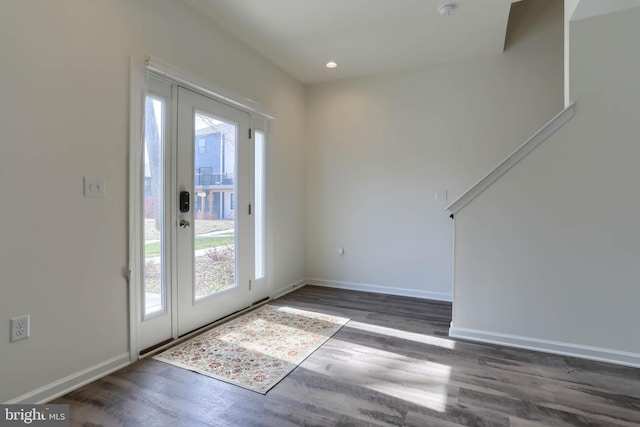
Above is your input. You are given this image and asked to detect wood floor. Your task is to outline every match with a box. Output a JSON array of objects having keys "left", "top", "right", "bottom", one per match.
[{"left": 55, "top": 285, "right": 640, "bottom": 426}]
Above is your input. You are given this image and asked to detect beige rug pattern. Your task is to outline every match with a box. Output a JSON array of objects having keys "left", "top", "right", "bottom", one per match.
[{"left": 153, "top": 304, "right": 349, "bottom": 393}]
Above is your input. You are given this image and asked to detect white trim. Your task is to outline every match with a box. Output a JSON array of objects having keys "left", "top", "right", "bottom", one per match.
[
  {"left": 307, "top": 278, "right": 452, "bottom": 302},
  {"left": 271, "top": 279, "right": 307, "bottom": 300},
  {"left": 128, "top": 58, "right": 145, "bottom": 362},
  {"left": 449, "top": 325, "right": 640, "bottom": 369},
  {"left": 145, "top": 56, "right": 276, "bottom": 120},
  {"left": 5, "top": 353, "right": 130, "bottom": 404},
  {"left": 564, "top": 0, "right": 572, "bottom": 107},
  {"left": 447, "top": 103, "right": 575, "bottom": 215},
  {"left": 450, "top": 217, "right": 457, "bottom": 321}
]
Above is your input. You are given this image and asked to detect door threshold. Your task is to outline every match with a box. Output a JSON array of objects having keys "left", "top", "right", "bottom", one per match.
[
  {"left": 140, "top": 338, "right": 174, "bottom": 356},
  {"left": 139, "top": 298, "right": 270, "bottom": 360}
]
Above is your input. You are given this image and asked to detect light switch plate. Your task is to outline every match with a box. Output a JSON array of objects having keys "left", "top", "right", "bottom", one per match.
[
  {"left": 435, "top": 190, "right": 448, "bottom": 202},
  {"left": 84, "top": 176, "right": 105, "bottom": 198}
]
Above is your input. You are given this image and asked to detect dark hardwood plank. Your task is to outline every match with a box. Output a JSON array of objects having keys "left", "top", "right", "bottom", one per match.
[{"left": 54, "top": 285, "right": 640, "bottom": 426}]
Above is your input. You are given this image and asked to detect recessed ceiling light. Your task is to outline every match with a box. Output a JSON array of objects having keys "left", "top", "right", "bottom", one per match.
[{"left": 326, "top": 61, "right": 337, "bottom": 69}]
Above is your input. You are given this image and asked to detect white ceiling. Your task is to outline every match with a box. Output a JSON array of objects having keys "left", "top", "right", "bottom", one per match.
[
  {"left": 570, "top": 0, "right": 640, "bottom": 21},
  {"left": 182, "top": 0, "right": 521, "bottom": 84}
]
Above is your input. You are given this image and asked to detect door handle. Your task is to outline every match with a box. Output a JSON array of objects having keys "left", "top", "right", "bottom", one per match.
[{"left": 179, "top": 219, "right": 191, "bottom": 228}]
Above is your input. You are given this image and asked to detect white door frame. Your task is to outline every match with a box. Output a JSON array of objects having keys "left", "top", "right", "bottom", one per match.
[{"left": 128, "top": 57, "right": 273, "bottom": 360}]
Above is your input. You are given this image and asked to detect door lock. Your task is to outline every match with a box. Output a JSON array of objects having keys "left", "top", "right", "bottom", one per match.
[
  {"left": 179, "top": 219, "right": 191, "bottom": 228},
  {"left": 179, "top": 191, "right": 190, "bottom": 213}
]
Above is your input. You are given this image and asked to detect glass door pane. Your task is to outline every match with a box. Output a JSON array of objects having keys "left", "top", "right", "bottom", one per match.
[
  {"left": 136, "top": 75, "right": 173, "bottom": 354},
  {"left": 144, "top": 95, "right": 166, "bottom": 317},
  {"left": 193, "top": 112, "right": 237, "bottom": 299},
  {"left": 254, "top": 130, "right": 266, "bottom": 280}
]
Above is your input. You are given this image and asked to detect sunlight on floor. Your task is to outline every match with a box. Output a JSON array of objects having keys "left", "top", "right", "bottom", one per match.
[
  {"left": 347, "top": 321, "right": 456, "bottom": 350},
  {"left": 303, "top": 338, "right": 452, "bottom": 413},
  {"left": 218, "top": 318, "right": 304, "bottom": 364},
  {"left": 216, "top": 306, "right": 348, "bottom": 364}
]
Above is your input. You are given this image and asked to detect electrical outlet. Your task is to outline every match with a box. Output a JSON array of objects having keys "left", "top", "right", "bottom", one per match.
[{"left": 10, "top": 315, "right": 30, "bottom": 342}]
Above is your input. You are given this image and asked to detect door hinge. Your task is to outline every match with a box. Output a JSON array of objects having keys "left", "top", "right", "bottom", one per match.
[
  {"left": 249, "top": 280, "right": 252, "bottom": 290},
  {"left": 248, "top": 203, "right": 252, "bottom": 215},
  {"left": 249, "top": 128, "right": 252, "bottom": 139}
]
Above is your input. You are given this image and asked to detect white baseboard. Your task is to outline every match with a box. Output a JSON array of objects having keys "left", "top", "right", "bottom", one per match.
[
  {"left": 449, "top": 325, "right": 640, "bottom": 369},
  {"left": 5, "top": 353, "right": 131, "bottom": 404},
  {"left": 271, "top": 279, "right": 307, "bottom": 300},
  {"left": 306, "top": 278, "right": 452, "bottom": 302}
]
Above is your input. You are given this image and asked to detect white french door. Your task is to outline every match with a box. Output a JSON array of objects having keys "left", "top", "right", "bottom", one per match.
[
  {"left": 135, "top": 76, "right": 259, "bottom": 353},
  {"left": 176, "top": 87, "right": 253, "bottom": 335}
]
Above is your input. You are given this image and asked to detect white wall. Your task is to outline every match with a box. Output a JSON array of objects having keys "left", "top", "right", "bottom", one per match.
[
  {"left": 305, "top": 0, "right": 564, "bottom": 299},
  {"left": 0, "top": 0, "right": 306, "bottom": 402},
  {"left": 451, "top": 7, "right": 640, "bottom": 366}
]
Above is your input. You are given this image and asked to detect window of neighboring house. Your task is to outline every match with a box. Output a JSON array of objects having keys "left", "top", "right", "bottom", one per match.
[
  {"left": 198, "top": 138, "right": 206, "bottom": 154},
  {"left": 199, "top": 166, "right": 212, "bottom": 186}
]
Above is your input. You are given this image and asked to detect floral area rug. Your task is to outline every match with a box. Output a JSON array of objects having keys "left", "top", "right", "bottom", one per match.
[{"left": 153, "top": 304, "right": 349, "bottom": 394}]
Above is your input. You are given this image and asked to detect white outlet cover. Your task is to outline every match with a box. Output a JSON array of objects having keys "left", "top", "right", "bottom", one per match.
[
  {"left": 84, "top": 176, "right": 105, "bottom": 197},
  {"left": 10, "top": 315, "right": 30, "bottom": 342}
]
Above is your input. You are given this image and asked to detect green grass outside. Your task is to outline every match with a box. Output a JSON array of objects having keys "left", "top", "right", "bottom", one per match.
[{"left": 145, "top": 236, "right": 234, "bottom": 258}]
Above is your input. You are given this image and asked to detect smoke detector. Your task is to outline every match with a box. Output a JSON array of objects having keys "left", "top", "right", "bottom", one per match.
[{"left": 439, "top": 3, "right": 457, "bottom": 16}]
